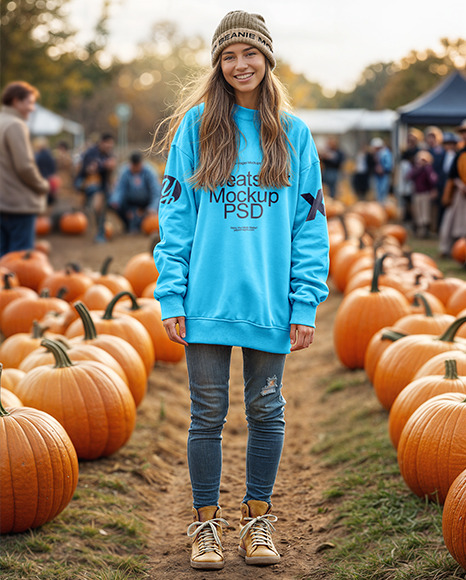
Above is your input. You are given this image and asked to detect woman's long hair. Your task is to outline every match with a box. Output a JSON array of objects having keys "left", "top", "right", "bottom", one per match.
[{"left": 152, "top": 59, "right": 292, "bottom": 191}]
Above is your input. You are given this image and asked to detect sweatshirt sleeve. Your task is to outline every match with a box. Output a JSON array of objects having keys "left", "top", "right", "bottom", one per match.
[
  {"left": 6, "top": 123, "right": 49, "bottom": 195},
  {"left": 153, "top": 143, "right": 198, "bottom": 320},
  {"left": 289, "top": 131, "right": 330, "bottom": 328}
]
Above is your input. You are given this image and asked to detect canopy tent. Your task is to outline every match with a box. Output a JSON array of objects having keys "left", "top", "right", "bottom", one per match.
[
  {"left": 397, "top": 71, "right": 466, "bottom": 126},
  {"left": 296, "top": 108, "right": 397, "bottom": 135},
  {"left": 27, "top": 104, "right": 85, "bottom": 147}
]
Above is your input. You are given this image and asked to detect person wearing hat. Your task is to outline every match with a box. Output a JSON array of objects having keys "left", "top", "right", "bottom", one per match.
[
  {"left": 406, "top": 150, "right": 438, "bottom": 238},
  {"left": 438, "top": 120, "right": 466, "bottom": 256},
  {"left": 370, "top": 137, "right": 393, "bottom": 205},
  {"left": 151, "top": 10, "right": 329, "bottom": 570}
]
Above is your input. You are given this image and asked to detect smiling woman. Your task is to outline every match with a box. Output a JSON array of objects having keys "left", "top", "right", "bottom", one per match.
[{"left": 150, "top": 9, "right": 329, "bottom": 572}]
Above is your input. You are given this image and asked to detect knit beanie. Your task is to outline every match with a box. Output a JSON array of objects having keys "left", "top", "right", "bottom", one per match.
[{"left": 211, "top": 11, "right": 275, "bottom": 69}]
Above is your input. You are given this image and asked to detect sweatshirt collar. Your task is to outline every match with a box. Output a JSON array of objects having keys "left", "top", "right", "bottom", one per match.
[{"left": 233, "top": 104, "right": 258, "bottom": 122}]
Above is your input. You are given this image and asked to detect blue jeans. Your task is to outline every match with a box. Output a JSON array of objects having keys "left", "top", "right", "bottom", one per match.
[
  {"left": 0, "top": 213, "right": 36, "bottom": 257},
  {"left": 185, "top": 344, "right": 287, "bottom": 509}
]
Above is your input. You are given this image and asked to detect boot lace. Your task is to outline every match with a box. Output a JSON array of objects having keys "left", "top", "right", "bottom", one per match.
[
  {"left": 239, "top": 514, "right": 278, "bottom": 550},
  {"left": 187, "top": 517, "right": 229, "bottom": 555}
]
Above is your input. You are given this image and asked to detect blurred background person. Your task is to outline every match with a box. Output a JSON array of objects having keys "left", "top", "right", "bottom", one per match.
[
  {"left": 435, "top": 131, "right": 460, "bottom": 231},
  {"left": 74, "top": 132, "right": 117, "bottom": 243},
  {"left": 351, "top": 144, "right": 375, "bottom": 200},
  {"left": 320, "top": 137, "right": 345, "bottom": 199},
  {"left": 33, "top": 136, "right": 59, "bottom": 206},
  {"left": 371, "top": 137, "right": 393, "bottom": 205},
  {"left": 109, "top": 151, "right": 161, "bottom": 233},
  {"left": 425, "top": 126, "right": 446, "bottom": 233},
  {"left": 407, "top": 150, "right": 438, "bottom": 238},
  {"left": 0, "top": 81, "right": 49, "bottom": 257},
  {"left": 438, "top": 120, "right": 466, "bottom": 257},
  {"left": 396, "top": 128, "right": 423, "bottom": 229}
]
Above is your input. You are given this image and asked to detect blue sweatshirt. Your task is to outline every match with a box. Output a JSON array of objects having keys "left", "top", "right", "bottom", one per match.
[{"left": 153, "top": 104, "right": 329, "bottom": 354}]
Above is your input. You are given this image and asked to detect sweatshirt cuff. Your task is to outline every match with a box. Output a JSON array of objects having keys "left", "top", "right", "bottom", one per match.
[
  {"left": 290, "top": 301, "right": 317, "bottom": 328},
  {"left": 158, "top": 294, "right": 186, "bottom": 321}
]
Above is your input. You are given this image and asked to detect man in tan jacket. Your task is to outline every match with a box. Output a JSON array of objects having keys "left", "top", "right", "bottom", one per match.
[{"left": 0, "top": 81, "right": 50, "bottom": 256}]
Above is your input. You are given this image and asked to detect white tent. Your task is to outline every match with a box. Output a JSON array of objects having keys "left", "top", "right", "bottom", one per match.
[{"left": 27, "top": 104, "right": 85, "bottom": 147}]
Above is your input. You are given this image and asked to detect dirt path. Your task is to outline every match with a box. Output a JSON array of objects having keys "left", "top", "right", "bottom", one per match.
[{"left": 44, "top": 220, "right": 341, "bottom": 579}]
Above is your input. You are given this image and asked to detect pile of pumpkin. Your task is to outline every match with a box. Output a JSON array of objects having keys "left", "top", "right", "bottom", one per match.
[
  {"left": 0, "top": 248, "right": 182, "bottom": 535},
  {"left": 328, "top": 200, "right": 466, "bottom": 570}
]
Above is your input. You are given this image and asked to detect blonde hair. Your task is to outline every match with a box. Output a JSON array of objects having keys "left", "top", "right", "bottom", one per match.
[{"left": 152, "top": 59, "right": 293, "bottom": 191}]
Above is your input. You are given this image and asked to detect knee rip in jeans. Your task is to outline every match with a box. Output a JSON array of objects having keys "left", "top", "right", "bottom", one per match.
[{"left": 261, "top": 375, "right": 279, "bottom": 396}]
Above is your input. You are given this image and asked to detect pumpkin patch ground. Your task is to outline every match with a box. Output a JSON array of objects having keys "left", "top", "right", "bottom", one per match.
[{"left": 2, "top": 227, "right": 466, "bottom": 579}]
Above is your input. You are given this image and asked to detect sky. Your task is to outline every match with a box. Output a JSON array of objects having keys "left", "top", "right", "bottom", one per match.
[{"left": 67, "top": 0, "right": 466, "bottom": 93}]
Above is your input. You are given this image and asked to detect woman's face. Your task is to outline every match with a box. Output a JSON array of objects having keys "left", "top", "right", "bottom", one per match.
[{"left": 220, "top": 43, "right": 266, "bottom": 109}]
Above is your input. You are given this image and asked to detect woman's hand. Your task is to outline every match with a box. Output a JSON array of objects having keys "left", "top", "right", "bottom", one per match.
[
  {"left": 163, "top": 316, "right": 188, "bottom": 346},
  {"left": 290, "top": 324, "right": 315, "bottom": 351}
]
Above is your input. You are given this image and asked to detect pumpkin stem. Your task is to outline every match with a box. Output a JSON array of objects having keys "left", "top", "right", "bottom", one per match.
[
  {"left": 40, "top": 289, "right": 50, "bottom": 298},
  {"left": 380, "top": 329, "right": 407, "bottom": 342},
  {"left": 73, "top": 301, "right": 98, "bottom": 341},
  {"left": 57, "top": 286, "right": 68, "bottom": 300},
  {"left": 32, "top": 319, "right": 48, "bottom": 339},
  {"left": 102, "top": 290, "right": 137, "bottom": 320},
  {"left": 0, "top": 364, "right": 10, "bottom": 417},
  {"left": 413, "top": 293, "right": 433, "bottom": 317},
  {"left": 370, "top": 256, "right": 386, "bottom": 294},
  {"left": 438, "top": 316, "right": 466, "bottom": 343},
  {"left": 100, "top": 256, "right": 113, "bottom": 276},
  {"left": 65, "top": 262, "right": 82, "bottom": 274},
  {"left": 40, "top": 338, "right": 75, "bottom": 368},
  {"left": 2, "top": 272, "right": 14, "bottom": 290},
  {"left": 444, "top": 359, "right": 459, "bottom": 380}
]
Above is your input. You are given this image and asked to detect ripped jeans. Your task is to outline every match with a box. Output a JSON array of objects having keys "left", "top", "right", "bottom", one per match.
[{"left": 185, "top": 343, "right": 287, "bottom": 509}]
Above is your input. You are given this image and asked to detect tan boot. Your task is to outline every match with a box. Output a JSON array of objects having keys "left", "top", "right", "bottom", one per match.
[
  {"left": 238, "top": 500, "right": 280, "bottom": 565},
  {"left": 187, "top": 505, "right": 229, "bottom": 570}
]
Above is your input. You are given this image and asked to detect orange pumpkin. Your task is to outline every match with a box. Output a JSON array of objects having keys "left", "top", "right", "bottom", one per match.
[
  {"left": 333, "top": 257, "right": 411, "bottom": 369},
  {"left": 35, "top": 215, "right": 52, "bottom": 236},
  {"left": 446, "top": 283, "right": 466, "bottom": 316},
  {"left": 70, "top": 302, "right": 147, "bottom": 406},
  {"left": 123, "top": 252, "right": 159, "bottom": 297},
  {"left": 93, "top": 256, "right": 134, "bottom": 295},
  {"left": 451, "top": 238, "right": 466, "bottom": 264},
  {"left": 0, "top": 365, "right": 79, "bottom": 534},
  {"left": 398, "top": 392, "right": 466, "bottom": 504},
  {"left": 59, "top": 210, "right": 88, "bottom": 235},
  {"left": 0, "top": 273, "right": 37, "bottom": 319},
  {"left": 1, "top": 386, "right": 23, "bottom": 408},
  {"left": 14, "top": 339, "right": 136, "bottom": 460},
  {"left": 393, "top": 293, "right": 454, "bottom": 335},
  {"left": 0, "top": 368, "right": 26, "bottom": 394},
  {"left": 427, "top": 277, "right": 465, "bottom": 307},
  {"left": 364, "top": 328, "right": 405, "bottom": 383},
  {"left": 0, "top": 321, "right": 50, "bottom": 368},
  {"left": 0, "top": 249, "right": 54, "bottom": 291},
  {"left": 80, "top": 283, "right": 114, "bottom": 311},
  {"left": 443, "top": 468, "right": 466, "bottom": 569},
  {"left": 413, "top": 350, "right": 466, "bottom": 380},
  {"left": 39, "top": 263, "right": 94, "bottom": 302},
  {"left": 1, "top": 290, "right": 71, "bottom": 337},
  {"left": 114, "top": 291, "right": 184, "bottom": 364},
  {"left": 373, "top": 317, "right": 466, "bottom": 410},
  {"left": 141, "top": 213, "right": 159, "bottom": 235},
  {"left": 389, "top": 359, "right": 466, "bottom": 449}
]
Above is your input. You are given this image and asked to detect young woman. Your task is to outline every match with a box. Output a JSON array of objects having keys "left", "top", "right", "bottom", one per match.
[{"left": 153, "top": 10, "right": 329, "bottom": 570}]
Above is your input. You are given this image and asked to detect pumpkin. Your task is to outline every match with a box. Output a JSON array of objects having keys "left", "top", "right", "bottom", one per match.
[
  {"left": 141, "top": 213, "right": 159, "bottom": 235},
  {"left": 19, "top": 338, "right": 128, "bottom": 386},
  {"left": 65, "top": 295, "right": 155, "bottom": 374},
  {"left": 373, "top": 316, "right": 466, "bottom": 410},
  {"left": 69, "top": 302, "right": 147, "bottom": 406},
  {"left": 446, "top": 284, "right": 466, "bottom": 317},
  {"left": 413, "top": 350, "right": 466, "bottom": 380},
  {"left": 364, "top": 328, "right": 406, "bottom": 383},
  {"left": 0, "top": 368, "right": 26, "bottom": 394},
  {"left": 392, "top": 293, "right": 455, "bottom": 335},
  {"left": 427, "top": 277, "right": 465, "bottom": 307},
  {"left": 0, "top": 249, "right": 54, "bottom": 291},
  {"left": 406, "top": 290, "right": 446, "bottom": 315},
  {"left": 380, "top": 224, "right": 408, "bottom": 245},
  {"left": 35, "top": 215, "right": 52, "bottom": 236},
  {"left": 333, "top": 257, "right": 411, "bottom": 369},
  {"left": 451, "top": 238, "right": 466, "bottom": 264},
  {"left": 123, "top": 252, "right": 159, "bottom": 297},
  {"left": 0, "top": 320, "right": 50, "bottom": 368},
  {"left": 389, "top": 359, "right": 466, "bottom": 449},
  {"left": 34, "top": 238, "right": 52, "bottom": 256},
  {"left": 0, "top": 365, "right": 79, "bottom": 534},
  {"left": 59, "top": 210, "right": 88, "bottom": 235},
  {"left": 141, "top": 281, "right": 157, "bottom": 299},
  {"left": 1, "top": 386, "right": 23, "bottom": 408},
  {"left": 443, "top": 468, "right": 466, "bottom": 569},
  {"left": 1, "top": 290, "right": 71, "bottom": 337},
  {"left": 330, "top": 237, "right": 373, "bottom": 293},
  {"left": 80, "top": 283, "right": 114, "bottom": 311},
  {"left": 0, "top": 273, "right": 37, "bottom": 319},
  {"left": 38, "top": 263, "right": 93, "bottom": 302},
  {"left": 398, "top": 392, "right": 466, "bottom": 504},
  {"left": 0, "top": 267, "right": 19, "bottom": 287},
  {"left": 114, "top": 291, "right": 184, "bottom": 364},
  {"left": 14, "top": 339, "right": 136, "bottom": 460},
  {"left": 93, "top": 256, "right": 134, "bottom": 295},
  {"left": 351, "top": 201, "right": 387, "bottom": 229}
]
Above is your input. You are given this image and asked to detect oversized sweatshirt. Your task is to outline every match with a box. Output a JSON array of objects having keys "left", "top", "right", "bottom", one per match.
[{"left": 153, "top": 104, "right": 329, "bottom": 354}]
